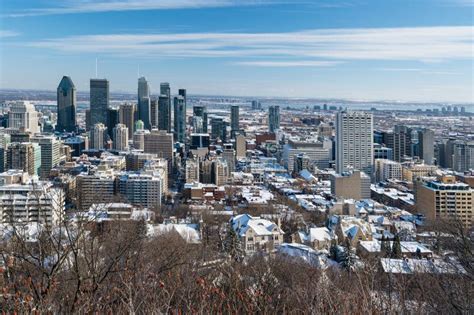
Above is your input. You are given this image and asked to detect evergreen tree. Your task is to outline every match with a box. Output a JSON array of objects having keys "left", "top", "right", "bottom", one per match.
[
  {"left": 223, "top": 224, "right": 244, "bottom": 261},
  {"left": 380, "top": 234, "right": 387, "bottom": 256},
  {"left": 391, "top": 234, "right": 402, "bottom": 259},
  {"left": 340, "top": 239, "right": 356, "bottom": 272}
]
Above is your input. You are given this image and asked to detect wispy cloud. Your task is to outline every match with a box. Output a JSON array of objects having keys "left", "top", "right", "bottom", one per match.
[
  {"left": 0, "top": 30, "right": 20, "bottom": 38},
  {"left": 6, "top": 0, "right": 304, "bottom": 17},
  {"left": 28, "top": 26, "right": 473, "bottom": 65},
  {"left": 236, "top": 60, "right": 342, "bottom": 67}
]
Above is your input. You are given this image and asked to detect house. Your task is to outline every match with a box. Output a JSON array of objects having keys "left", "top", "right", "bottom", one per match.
[
  {"left": 293, "top": 227, "right": 337, "bottom": 250},
  {"left": 380, "top": 258, "right": 466, "bottom": 275},
  {"left": 358, "top": 240, "right": 432, "bottom": 258},
  {"left": 230, "top": 214, "right": 284, "bottom": 254},
  {"left": 331, "top": 216, "right": 372, "bottom": 247}
]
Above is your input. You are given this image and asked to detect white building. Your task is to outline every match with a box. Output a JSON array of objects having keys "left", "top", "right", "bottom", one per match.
[
  {"left": 375, "top": 159, "right": 403, "bottom": 182},
  {"left": 8, "top": 101, "right": 40, "bottom": 134},
  {"left": 118, "top": 172, "right": 163, "bottom": 209},
  {"left": 336, "top": 111, "right": 373, "bottom": 176},
  {"left": 113, "top": 123, "right": 129, "bottom": 151},
  {"left": 90, "top": 123, "right": 107, "bottom": 150}
]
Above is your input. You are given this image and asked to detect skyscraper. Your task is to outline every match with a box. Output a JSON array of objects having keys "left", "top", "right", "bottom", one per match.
[
  {"left": 90, "top": 123, "right": 107, "bottom": 150},
  {"left": 150, "top": 98, "right": 159, "bottom": 128},
  {"left": 384, "top": 125, "right": 413, "bottom": 162},
  {"left": 173, "top": 95, "right": 186, "bottom": 143},
  {"left": 119, "top": 103, "right": 135, "bottom": 138},
  {"left": 144, "top": 130, "right": 174, "bottom": 170},
  {"left": 418, "top": 128, "right": 435, "bottom": 165},
  {"left": 6, "top": 142, "right": 41, "bottom": 176},
  {"left": 268, "top": 106, "right": 280, "bottom": 132},
  {"left": 230, "top": 105, "right": 239, "bottom": 137},
  {"left": 107, "top": 108, "right": 119, "bottom": 139},
  {"left": 193, "top": 105, "right": 208, "bottom": 133},
  {"left": 158, "top": 94, "right": 171, "bottom": 132},
  {"left": 336, "top": 111, "right": 374, "bottom": 176},
  {"left": 8, "top": 101, "right": 40, "bottom": 134},
  {"left": 90, "top": 79, "right": 109, "bottom": 128},
  {"left": 56, "top": 76, "right": 76, "bottom": 132},
  {"left": 211, "top": 117, "right": 226, "bottom": 141},
  {"left": 137, "top": 77, "right": 151, "bottom": 129},
  {"left": 113, "top": 123, "right": 129, "bottom": 151},
  {"left": 31, "top": 134, "right": 63, "bottom": 179}
]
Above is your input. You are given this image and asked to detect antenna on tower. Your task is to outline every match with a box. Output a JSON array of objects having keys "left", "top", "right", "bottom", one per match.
[{"left": 95, "top": 57, "right": 98, "bottom": 78}]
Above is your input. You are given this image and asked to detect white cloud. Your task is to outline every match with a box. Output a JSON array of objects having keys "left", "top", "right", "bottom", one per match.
[
  {"left": 236, "top": 60, "right": 342, "bottom": 67},
  {"left": 0, "top": 30, "right": 20, "bottom": 37},
  {"left": 28, "top": 26, "right": 473, "bottom": 65},
  {"left": 6, "top": 0, "right": 300, "bottom": 17}
]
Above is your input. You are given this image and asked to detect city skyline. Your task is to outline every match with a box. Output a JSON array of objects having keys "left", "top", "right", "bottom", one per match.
[{"left": 1, "top": 0, "right": 473, "bottom": 103}]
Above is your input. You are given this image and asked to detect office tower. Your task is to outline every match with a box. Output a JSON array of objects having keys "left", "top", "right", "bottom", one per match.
[
  {"left": 268, "top": 106, "right": 280, "bottom": 132},
  {"left": 173, "top": 96, "right": 186, "bottom": 143},
  {"left": 0, "top": 174, "right": 65, "bottom": 225},
  {"left": 192, "top": 116, "right": 204, "bottom": 133},
  {"left": 6, "top": 142, "right": 41, "bottom": 176},
  {"left": 107, "top": 108, "right": 119, "bottom": 138},
  {"left": 418, "top": 128, "right": 434, "bottom": 165},
  {"left": 190, "top": 133, "right": 210, "bottom": 150},
  {"left": 119, "top": 103, "right": 135, "bottom": 138},
  {"left": 335, "top": 111, "right": 374, "bottom": 176},
  {"left": 384, "top": 125, "right": 412, "bottom": 162},
  {"left": 132, "top": 129, "right": 149, "bottom": 151},
  {"left": 90, "top": 79, "right": 109, "bottom": 128},
  {"left": 283, "top": 138, "right": 332, "bottom": 171},
  {"left": 235, "top": 134, "right": 246, "bottom": 159},
  {"left": 330, "top": 170, "right": 371, "bottom": 200},
  {"left": 76, "top": 168, "right": 116, "bottom": 210},
  {"left": 56, "top": 76, "right": 76, "bottom": 132},
  {"left": 416, "top": 175, "right": 473, "bottom": 228},
  {"left": 222, "top": 143, "right": 236, "bottom": 173},
  {"left": 118, "top": 173, "right": 163, "bottom": 209},
  {"left": 85, "top": 109, "right": 91, "bottom": 130},
  {"left": 160, "top": 82, "right": 171, "bottom": 99},
  {"left": 90, "top": 123, "right": 107, "bottom": 150},
  {"left": 230, "top": 105, "right": 239, "bottom": 137},
  {"left": 8, "top": 101, "right": 40, "bottom": 134},
  {"left": 150, "top": 98, "right": 158, "bottom": 128},
  {"left": 144, "top": 130, "right": 174, "bottom": 170},
  {"left": 193, "top": 105, "right": 208, "bottom": 133},
  {"left": 211, "top": 118, "right": 226, "bottom": 141},
  {"left": 452, "top": 141, "right": 474, "bottom": 172},
  {"left": 31, "top": 135, "right": 63, "bottom": 179},
  {"left": 113, "top": 123, "right": 129, "bottom": 151},
  {"left": 374, "top": 144, "right": 393, "bottom": 160},
  {"left": 251, "top": 100, "right": 261, "bottom": 110},
  {"left": 0, "top": 133, "right": 11, "bottom": 172},
  {"left": 64, "top": 136, "right": 88, "bottom": 157},
  {"left": 137, "top": 77, "right": 151, "bottom": 129},
  {"left": 158, "top": 94, "right": 171, "bottom": 132}
]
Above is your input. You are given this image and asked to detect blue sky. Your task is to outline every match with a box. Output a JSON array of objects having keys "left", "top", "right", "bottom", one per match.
[{"left": 0, "top": 0, "right": 473, "bottom": 102}]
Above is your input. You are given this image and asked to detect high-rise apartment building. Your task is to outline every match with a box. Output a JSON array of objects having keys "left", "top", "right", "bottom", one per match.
[
  {"left": 268, "top": 106, "right": 280, "bottom": 132},
  {"left": 144, "top": 130, "right": 174, "bottom": 170},
  {"left": 8, "top": 101, "right": 40, "bottom": 134},
  {"left": 335, "top": 111, "right": 374, "bottom": 176},
  {"left": 113, "top": 123, "right": 129, "bottom": 151},
  {"left": 90, "top": 79, "right": 109, "bottom": 128},
  {"left": 173, "top": 95, "right": 186, "bottom": 143},
  {"left": 90, "top": 123, "right": 107, "bottom": 150},
  {"left": 119, "top": 103, "right": 136, "bottom": 138},
  {"left": 76, "top": 168, "right": 116, "bottom": 210},
  {"left": 6, "top": 142, "right": 41, "bottom": 176},
  {"left": 118, "top": 173, "right": 163, "bottom": 209},
  {"left": 56, "top": 76, "right": 76, "bottom": 132}
]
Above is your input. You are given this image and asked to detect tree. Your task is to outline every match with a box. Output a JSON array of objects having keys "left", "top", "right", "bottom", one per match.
[
  {"left": 223, "top": 224, "right": 244, "bottom": 262},
  {"left": 340, "top": 239, "right": 356, "bottom": 272},
  {"left": 380, "top": 234, "right": 391, "bottom": 257},
  {"left": 391, "top": 234, "right": 402, "bottom": 259}
]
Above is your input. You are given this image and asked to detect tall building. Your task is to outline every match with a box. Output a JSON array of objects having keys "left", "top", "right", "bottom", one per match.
[
  {"left": 56, "top": 76, "right": 76, "bottom": 132},
  {"left": 268, "top": 106, "right": 280, "bottom": 132},
  {"left": 119, "top": 103, "right": 136, "bottom": 138},
  {"left": 193, "top": 105, "right": 208, "bottom": 133},
  {"left": 173, "top": 95, "right": 186, "bottom": 143},
  {"left": 230, "top": 105, "right": 239, "bottom": 137},
  {"left": 6, "top": 142, "right": 41, "bottom": 176},
  {"left": 452, "top": 141, "right": 474, "bottom": 172},
  {"left": 144, "top": 130, "right": 174, "bottom": 170},
  {"left": 185, "top": 158, "right": 200, "bottom": 183},
  {"left": 118, "top": 173, "right": 163, "bottom": 209},
  {"left": 160, "top": 82, "right": 171, "bottom": 100},
  {"left": 90, "top": 79, "right": 109, "bottom": 128},
  {"left": 132, "top": 129, "right": 149, "bottom": 151},
  {"left": 158, "top": 94, "right": 171, "bottom": 132},
  {"left": 374, "top": 159, "right": 403, "bottom": 182},
  {"left": 283, "top": 138, "right": 332, "bottom": 171},
  {"left": 418, "top": 128, "right": 434, "bottom": 165},
  {"left": 90, "top": 123, "right": 107, "bottom": 150},
  {"left": 8, "top": 101, "right": 40, "bottom": 134},
  {"left": 235, "top": 134, "right": 246, "bottom": 159},
  {"left": 137, "top": 77, "right": 151, "bottom": 129},
  {"left": 222, "top": 143, "right": 236, "bottom": 173},
  {"left": 150, "top": 98, "right": 158, "bottom": 128},
  {"left": 384, "top": 125, "right": 412, "bottom": 162},
  {"left": 335, "top": 111, "right": 374, "bottom": 176},
  {"left": 31, "top": 135, "right": 63, "bottom": 179},
  {"left": 211, "top": 118, "right": 226, "bottom": 141},
  {"left": 76, "top": 168, "right": 116, "bottom": 210},
  {"left": 416, "top": 175, "right": 473, "bottom": 228},
  {"left": 0, "top": 133, "right": 11, "bottom": 172},
  {"left": 107, "top": 108, "right": 119, "bottom": 138},
  {"left": 330, "top": 170, "right": 371, "bottom": 200},
  {"left": 113, "top": 123, "right": 129, "bottom": 151}
]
